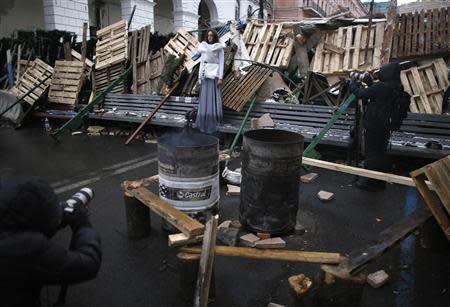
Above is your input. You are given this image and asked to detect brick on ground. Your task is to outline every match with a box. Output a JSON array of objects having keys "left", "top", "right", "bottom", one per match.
[
  {"left": 254, "top": 237, "right": 286, "bottom": 249},
  {"left": 257, "top": 232, "right": 271, "bottom": 240},
  {"left": 367, "top": 270, "right": 389, "bottom": 288},
  {"left": 301, "top": 172, "right": 318, "bottom": 183},
  {"left": 240, "top": 233, "right": 260, "bottom": 247},
  {"left": 218, "top": 220, "right": 231, "bottom": 228},
  {"left": 317, "top": 190, "right": 334, "bottom": 201}
]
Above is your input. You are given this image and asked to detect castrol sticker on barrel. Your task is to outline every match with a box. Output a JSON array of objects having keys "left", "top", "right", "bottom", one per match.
[{"left": 158, "top": 174, "right": 219, "bottom": 211}]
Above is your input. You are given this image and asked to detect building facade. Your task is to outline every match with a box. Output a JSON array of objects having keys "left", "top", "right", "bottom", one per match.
[
  {"left": 0, "top": 0, "right": 268, "bottom": 39},
  {"left": 273, "top": 0, "right": 367, "bottom": 20}
]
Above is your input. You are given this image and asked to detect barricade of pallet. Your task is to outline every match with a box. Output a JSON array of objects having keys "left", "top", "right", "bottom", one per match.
[
  {"left": 222, "top": 65, "right": 272, "bottom": 112},
  {"left": 48, "top": 60, "right": 85, "bottom": 105},
  {"left": 312, "top": 22, "right": 385, "bottom": 74},
  {"left": 93, "top": 62, "right": 127, "bottom": 96},
  {"left": 164, "top": 29, "right": 199, "bottom": 72},
  {"left": 411, "top": 155, "right": 450, "bottom": 243},
  {"left": 95, "top": 20, "right": 128, "bottom": 70},
  {"left": 130, "top": 25, "right": 151, "bottom": 94},
  {"left": 400, "top": 58, "right": 449, "bottom": 114},
  {"left": 391, "top": 7, "right": 450, "bottom": 60},
  {"left": 10, "top": 58, "right": 54, "bottom": 105},
  {"left": 242, "top": 22, "right": 294, "bottom": 69}
]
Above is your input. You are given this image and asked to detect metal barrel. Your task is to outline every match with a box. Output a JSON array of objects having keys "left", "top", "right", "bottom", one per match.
[
  {"left": 240, "top": 129, "right": 304, "bottom": 234},
  {"left": 158, "top": 129, "right": 219, "bottom": 212}
]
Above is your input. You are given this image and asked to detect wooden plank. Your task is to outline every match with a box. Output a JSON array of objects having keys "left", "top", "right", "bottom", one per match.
[
  {"left": 194, "top": 214, "right": 218, "bottom": 307},
  {"left": 411, "top": 12, "right": 419, "bottom": 56},
  {"left": 128, "top": 187, "right": 205, "bottom": 237},
  {"left": 168, "top": 233, "right": 203, "bottom": 247},
  {"left": 381, "top": 1, "right": 397, "bottom": 64},
  {"left": 342, "top": 27, "right": 353, "bottom": 71},
  {"left": 323, "top": 42, "right": 345, "bottom": 54},
  {"left": 181, "top": 246, "right": 345, "bottom": 264},
  {"left": 405, "top": 13, "right": 413, "bottom": 57},
  {"left": 418, "top": 10, "right": 425, "bottom": 55},
  {"left": 302, "top": 157, "right": 434, "bottom": 189},
  {"left": 373, "top": 22, "right": 384, "bottom": 68},
  {"left": 432, "top": 8, "right": 439, "bottom": 52},
  {"left": 392, "top": 16, "right": 399, "bottom": 58},
  {"left": 352, "top": 25, "right": 363, "bottom": 69},
  {"left": 96, "top": 19, "right": 126, "bottom": 36},
  {"left": 265, "top": 24, "right": 283, "bottom": 66},
  {"left": 398, "top": 13, "right": 407, "bottom": 58},
  {"left": 439, "top": 7, "right": 446, "bottom": 51},
  {"left": 323, "top": 207, "right": 431, "bottom": 277},
  {"left": 426, "top": 10, "right": 432, "bottom": 54},
  {"left": 332, "top": 27, "right": 344, "bottom": 72}
]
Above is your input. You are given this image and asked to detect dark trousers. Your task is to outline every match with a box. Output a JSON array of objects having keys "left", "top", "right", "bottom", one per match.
[{"left": 364, "top": 129, "right": 390, "bottom": 172}]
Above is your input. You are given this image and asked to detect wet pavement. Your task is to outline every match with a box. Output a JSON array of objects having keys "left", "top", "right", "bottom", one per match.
[{"left": 0, "top": 126, "right": 449, "bottom": 307}]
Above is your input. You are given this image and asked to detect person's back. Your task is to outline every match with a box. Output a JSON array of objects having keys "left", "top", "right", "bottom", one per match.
[
  {"left": 352, "top": 63, "right": 403, "bottom": 132},
  {"left": 0, "top": 177, "right": 101, "bottom": 307}
]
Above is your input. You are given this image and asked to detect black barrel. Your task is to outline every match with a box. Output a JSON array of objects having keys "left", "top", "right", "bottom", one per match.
[
  {"left": 240, "top": 129, "right": 304, "bottom": 234},
  {"left": 158, "top": 129, "right": 219, "bottom": 212}
]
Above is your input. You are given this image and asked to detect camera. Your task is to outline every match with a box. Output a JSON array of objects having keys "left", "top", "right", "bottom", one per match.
[
  {"left": 350, "top": 71, "right": 373, "bottom": 85},
  {"left": 61, "top": 187, "right": 94, "bottom": 226}
]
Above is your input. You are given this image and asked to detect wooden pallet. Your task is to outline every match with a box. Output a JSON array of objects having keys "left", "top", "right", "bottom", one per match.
[
  {"left": 391, "top": 7, "right": 450, "bottom": 60},
  {"left": 164, "top": 29, "right": 199, "bottom": 72},
  {"left": 242, "top": 22, "right": 294, "bottom": 69},
  {"left": 96, "top": 20, "right": 128, "bottom": 70},
  {"left": 130, "top": 26, "right": 151, "bottom": 94},
  {"left": 48, "top": 60, "right": 85, "bottom": 105},
  {"left": 312, "top": 22, "right": 385, "bottom": 74},
  {"left": 93, "top": 61, "right": 127, "bottom": 96},
  {"left": 411, "top": 155, "right": 450, "bottom": 243},
  {"left": 222, "top": 65, "right": 272, "bottom": 112},
  {"left": 71, "top": 50, "right": 94, "bottom": 73},
  {"left": 10, "top": 58, "right": 53, "bottom": 105},
  {"left": 400, "top": 58, "right": 449, "bottom": 114}
]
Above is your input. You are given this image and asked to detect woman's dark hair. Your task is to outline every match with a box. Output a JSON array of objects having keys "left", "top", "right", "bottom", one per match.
[{"left": 205, "top": 29, "right": 219, "bottom": 44}]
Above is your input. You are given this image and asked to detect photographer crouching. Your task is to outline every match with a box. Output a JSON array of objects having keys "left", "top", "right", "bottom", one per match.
[{"left": 0, "top": 176, "right": 102, "bottom": 307}]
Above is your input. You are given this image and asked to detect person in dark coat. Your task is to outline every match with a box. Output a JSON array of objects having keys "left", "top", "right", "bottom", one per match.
[
  {"left": 0, "top": 176, "right": 102, "bottom": 307},
  {"left": 350, "top": 63, "right": 403, "bottom": 191}
]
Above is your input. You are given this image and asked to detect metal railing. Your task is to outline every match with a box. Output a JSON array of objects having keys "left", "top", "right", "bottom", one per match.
[{"left": 301, "top": 0, "right": 328, "bottom": 17}]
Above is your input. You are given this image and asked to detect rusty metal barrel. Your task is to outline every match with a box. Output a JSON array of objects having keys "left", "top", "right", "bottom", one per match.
[{"left": 239, "top": 129, "right": 304, "bottom": 234}]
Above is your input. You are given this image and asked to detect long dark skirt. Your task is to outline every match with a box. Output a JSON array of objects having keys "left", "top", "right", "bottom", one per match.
[{"left": 195, "top": 78, "right": 223, "bottom": 134}]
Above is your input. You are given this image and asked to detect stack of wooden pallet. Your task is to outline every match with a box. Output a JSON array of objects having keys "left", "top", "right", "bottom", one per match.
[
  {"left": 391, "top": 7, "right": 450, "bottom": 60},
  {"left": 222, "top": 65, "right": 272, "bottom": 112},
  {"left": 242, "top": 22, "right": 294, "bottom": 69},
  {"left": 93, "top": 20, "right": 129, "bottom": 95},
  {"left": 48, "top": 60, "right": 85, "bottom": 105},
  {"left": 10, "top": 58, "right": 53, "bottom": 105},
  {"left": 411, "top": 155, "right": 450, "bottom": 243},
  {"left": 164, "top": 29, "right": 199, "bottom": 72},
  {"left": 130, "top": 25, "right": 151, "bottom": 94},
  {"left": 312, "top": 22, "right": 385, "bottom": 74},
  {"left": 400, "top": 58, "right": 449, "bottom": 114}
]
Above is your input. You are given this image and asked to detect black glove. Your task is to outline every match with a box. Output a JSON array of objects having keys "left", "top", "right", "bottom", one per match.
[
  {"left": 61, "top": 201, "right": 91, "bottom": 231},
  {"left": 349, "top": 80, "right": 361, "bottom": 94}
]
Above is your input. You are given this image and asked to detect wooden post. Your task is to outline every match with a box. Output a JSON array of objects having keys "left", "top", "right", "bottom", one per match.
[
  {"left": 177, "top": 252, "right": 215, "bottom": 303},
  {"left": 124, "top": 191, "right": 151, "bottom": 238},
  {"left": 381, "top": 0, "right": 397, "bottom": 64},
  {"left": 64, "top": 41, "right": 72, "bottom": 61},
  {"left": 16, "top": 44, "right": 21, "bottom": 82},
  {"left": 194, "top": 214, "right": 219, "bottom": 307}
]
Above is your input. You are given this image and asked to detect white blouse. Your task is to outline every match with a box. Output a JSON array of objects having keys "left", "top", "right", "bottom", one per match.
[{"left": 197, "top": 41, "right": 226, "bottom": 82}]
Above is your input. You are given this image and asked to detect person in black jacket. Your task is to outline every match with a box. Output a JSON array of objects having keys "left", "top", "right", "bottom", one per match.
[
  {"left": 350, "top": 63, "right": 403, "bottom": 191},
  {"left": 0, "top": 176, "right": 102, "bottom": 307}
]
